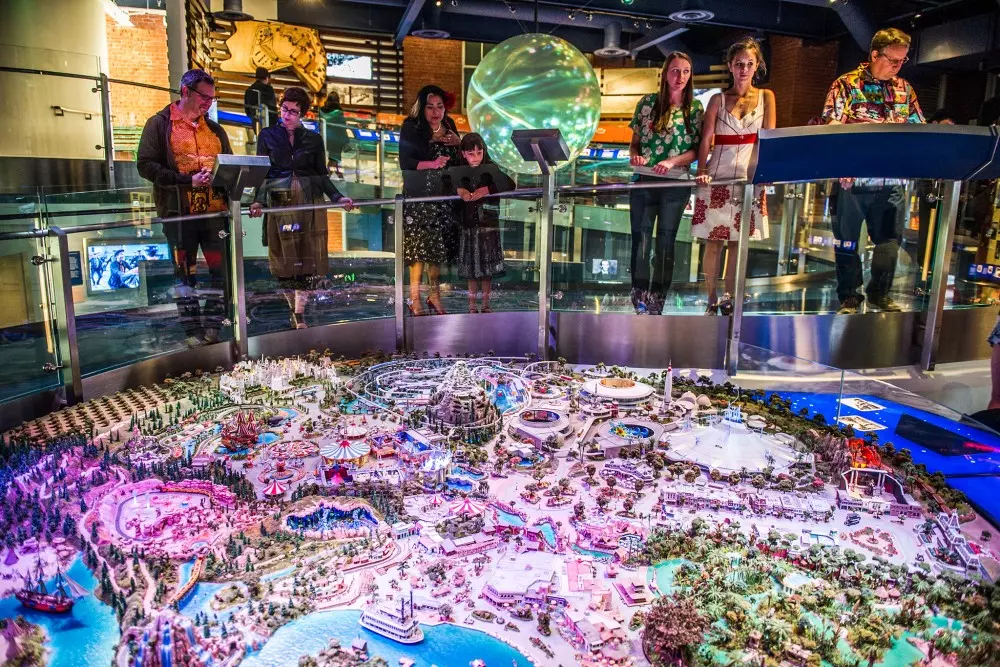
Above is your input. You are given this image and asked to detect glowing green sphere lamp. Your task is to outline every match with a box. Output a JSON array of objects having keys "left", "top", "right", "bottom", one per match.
[{"left": 466, "top": 33, "right": 602, "bottom": 175}]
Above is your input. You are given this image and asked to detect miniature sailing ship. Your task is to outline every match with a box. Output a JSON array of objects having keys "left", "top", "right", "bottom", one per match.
[{"left": 15, "top": 562, "right": 74, "bottom": 614}]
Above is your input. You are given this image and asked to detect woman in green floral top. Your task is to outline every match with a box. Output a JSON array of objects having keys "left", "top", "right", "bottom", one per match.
[{"left": 628, "top": 51, "right": 704, "bottom": 315}]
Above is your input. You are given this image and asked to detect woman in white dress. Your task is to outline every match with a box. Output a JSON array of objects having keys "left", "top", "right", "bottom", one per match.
[{"left": 693, "top": 38, "right": 775, "bottom": 314}]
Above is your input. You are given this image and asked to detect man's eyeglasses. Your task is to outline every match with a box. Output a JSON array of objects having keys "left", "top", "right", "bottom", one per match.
[
  {"left": 189, "top": 87, "right": 217, "bottom": 103},
  {"left": 876, "top": 53, "right": 909, "bottom": 67},
  {"left": 280, "top": 106, "right": 302, "bottom": 117}
]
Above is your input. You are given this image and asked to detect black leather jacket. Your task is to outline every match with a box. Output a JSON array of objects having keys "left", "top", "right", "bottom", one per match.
[{"left": 254, "top": 123, "right": 344, "bottom": 204}]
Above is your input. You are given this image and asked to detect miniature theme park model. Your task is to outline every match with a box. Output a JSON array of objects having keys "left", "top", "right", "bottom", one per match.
[{"left": 1, "top": 352, "right": 1000, "bottom": 667}]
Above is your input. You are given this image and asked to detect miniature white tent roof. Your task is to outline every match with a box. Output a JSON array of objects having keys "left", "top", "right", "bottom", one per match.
[
  {"left": 320, "top": 439, "right": 372, "bottom": 461},
  {"left": 449, "top": 496, "right": 486, "bottom": 516},
  {"left": 263, "top": 480, "right": 288, "bottom": 496},
  {"left": 430, "top": 493, "right": 443, "bottom": 507}
]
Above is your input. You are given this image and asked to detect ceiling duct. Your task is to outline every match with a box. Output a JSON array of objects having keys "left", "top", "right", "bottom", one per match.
[
  {"left": 215, "top": 0, "right": 253, "bottom": 21},
  {"left": 411, "top": 3, "right": 450, "bottom": 39},
  {"left": 594, "top": 21, "right": 630, "bottom": 58},
  {"left": 668, "top": 0, "right": 714, "bottom": 23}
]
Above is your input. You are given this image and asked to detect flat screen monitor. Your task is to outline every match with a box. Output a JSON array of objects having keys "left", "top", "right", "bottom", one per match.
[
  {"left": 86, "top": 242, "right": 169, "bottom": 293},
  {"left": 327, "top": 53, "right": 372, "bottom": 80},
  {"left": 591, "top": 259, "right": 618, "bottom": 276}
]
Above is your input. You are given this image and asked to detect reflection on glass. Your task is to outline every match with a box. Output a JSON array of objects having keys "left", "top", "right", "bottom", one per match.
[
  {"left": 948, "top": 179, "right": 1000, "bottom": 309},
  {"left": 246, "top": 181, "right": 395, "bottom": 335}
]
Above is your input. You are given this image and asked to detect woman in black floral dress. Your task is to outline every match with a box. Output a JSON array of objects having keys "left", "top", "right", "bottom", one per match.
[{"left": 399, "top": 85, "right": 461, "bottom": 315}]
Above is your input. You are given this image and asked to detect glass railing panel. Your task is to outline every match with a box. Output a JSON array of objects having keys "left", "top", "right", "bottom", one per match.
[
  {"left": 733, "top": 342, "right": 846, "bottom": 397},
  {"left": 0, "top": 196, "right": 65, "bottom": 403},
  {"left": 44, "top": 187, "right": 234, "bottom": 376},
  {"left": 743, "top": 178, "right": 943, "bottom": 315},
  {"left": 947, "top": 178, "right": 999, "bottom": 309},
  {"left": 245, "top": 179, "right": 396, "bottom": 336},
  {"left": 552, "top": 179, "right": 720, "bottom": 315},
  {"left": 399, "top": 167, "right": 539, "bottom": 316}
]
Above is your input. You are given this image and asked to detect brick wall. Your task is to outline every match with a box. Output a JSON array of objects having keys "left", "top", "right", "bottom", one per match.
[
  {"left": 402, "top": 36, "right": 464, "bottom": 112},
  {"left": 105, "top": 10, "right": 172, "bottom": 128},
  {"left": 767, "top": 35, "right": 840, "bottom": 127}
]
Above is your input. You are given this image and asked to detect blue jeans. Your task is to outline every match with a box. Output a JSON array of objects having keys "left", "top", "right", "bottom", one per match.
[
  {"left": 833, "top": 185, "right": 905, "bottom": 302},
  {"left": 629, "top": 181, "right": 691, "bottom": 294}
]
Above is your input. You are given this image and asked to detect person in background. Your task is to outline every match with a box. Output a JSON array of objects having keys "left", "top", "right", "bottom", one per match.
[
  {"left": 244, "top": 66, "right": 278, "bottom": 130},
  {"left": 248, "top": 87, "right": 353, "bottom": 330},
  {"left": 912, "top": 110, "right": 957, "bottom": 294},
  {"left": 822, "top": 27, "right": 924, "bottom": 314},
  {"left": 319, "top": 91, "right": 351, "bottom": 179},
  {"left": 398, "top": 84, "right": 462, "bottom": 315},
  {"left": 137, "top": 68, "right": 232, "bottom": 348},
  {"left": 627, "top": 51, "right": 704, "bottom": 316},
  {"left": 455, "top": 133, "right": 513, "bottom": 313},
  {"left": 693, "top": 37, "right": 774, "bottom": 315}
]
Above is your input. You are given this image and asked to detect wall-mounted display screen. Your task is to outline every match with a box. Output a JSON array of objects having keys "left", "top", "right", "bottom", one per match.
[
  {"left": 86, "top": 242, "right": 169, "bottom": 293},
  {"left": 327, "top": 53, "right": 373, "bottom": 80},
  {"left": 591, "top": 259, "right": 619, "bottom": 276}
]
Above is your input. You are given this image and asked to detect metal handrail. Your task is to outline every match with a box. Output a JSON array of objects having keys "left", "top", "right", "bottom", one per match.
[
  {"left": 0, "top": 188, "right": 553, "bottom": 237},
  {"left": 0, "top": 211, "right": 229, "bottom": 240}
]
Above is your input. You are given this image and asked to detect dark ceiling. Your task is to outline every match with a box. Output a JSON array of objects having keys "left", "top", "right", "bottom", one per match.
[{"left": 270, "top": 0, "right": 996, "bottom": 65}]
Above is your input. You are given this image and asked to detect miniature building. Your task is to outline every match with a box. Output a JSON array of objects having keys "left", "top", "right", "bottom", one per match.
[
  {"left": 934, "top": 510, "right": 981, "bottom": 570},
  {"left": 601, "top": 460, "right": 655, "bottom": 484},
  {"left": 441, "top": 533, "right": 498, "bottom": 557},
  {"left": 482, "top": 552, "right": 558, "bottom": 606},
  {"left": 836, "top": 468, "right": 922, "bottom": 519}
]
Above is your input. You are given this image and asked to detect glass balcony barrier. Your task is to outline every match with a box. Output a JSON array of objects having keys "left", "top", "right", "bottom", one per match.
[
  {"left": 41, "top": 187, "right": 234, "bottom": 380},
  {"left": 0, "top": 191, "right": 66, "bottom": 404},
  {"left": 245, "top": 177, "right": 398, "bottom": 336},
  {"left": 550, "top": 177, "right": 958, "bottom": 317},
  {"left": 398, "top": 182, "right": 543, "bottom": 317}
]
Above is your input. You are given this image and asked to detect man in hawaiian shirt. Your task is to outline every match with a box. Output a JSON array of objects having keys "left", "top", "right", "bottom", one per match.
[{"left": 822, "top": 28, "right": 924, "bottom": 314}]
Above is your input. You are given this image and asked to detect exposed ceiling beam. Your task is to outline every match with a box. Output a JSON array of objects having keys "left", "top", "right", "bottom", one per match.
[
  {"left": 629, "top": 22, "right": 689, "bottom": 56},
  {"left": 394, "top": 0, "right": 426, "bottom": 46}
]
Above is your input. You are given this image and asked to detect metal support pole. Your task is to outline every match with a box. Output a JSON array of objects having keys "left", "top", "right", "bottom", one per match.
[
  {"left": 394, "top": 195, "right": 406, "bottom": 352},
  {"left": 726, "top": 184, "right": 755, "bottom": 375},
  {"left": 920, "top": 180, "right": 961, "bottom": 371},
  {"left": 97, "top": 73, "right": 116, "bottom": 190},
  {"left": 378, "top": 131, "right": 386, "bottom": 195},
  {"left": 777, "top": 185, "right": 799, "bottom": 276},
  {"left": 49, "top": 227, "right": 83, "bottom": 404},
  {"left": 228, "top": 169, "right": 250, "bottom": 360},
  {"left": 537, "top": 170, "right": 556, "bottom": 361}
]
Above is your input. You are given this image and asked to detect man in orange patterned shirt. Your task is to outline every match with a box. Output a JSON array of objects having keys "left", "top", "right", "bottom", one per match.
[{"left": 138, "top": 69, "right": 234, "bottom": 347}]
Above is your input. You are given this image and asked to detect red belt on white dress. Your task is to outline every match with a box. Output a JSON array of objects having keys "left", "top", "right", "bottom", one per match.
[{"left": 714, "top": 134, "right": 758, "bottom": 146}]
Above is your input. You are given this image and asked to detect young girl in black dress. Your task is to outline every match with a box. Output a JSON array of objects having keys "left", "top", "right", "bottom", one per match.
[{"left": 455, "top": 133, "right": 511, "bottom": 313}]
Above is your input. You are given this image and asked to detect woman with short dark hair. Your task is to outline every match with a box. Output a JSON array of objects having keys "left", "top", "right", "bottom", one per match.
[
  {"left": 249, "top": 86, "right": 353, "bottom": 329},
  {"left": 398, "top": 84, "right": 462, "bottom": 315}
]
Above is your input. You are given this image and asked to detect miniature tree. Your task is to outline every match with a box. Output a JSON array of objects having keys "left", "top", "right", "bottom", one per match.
[
  {"left": 848, "top": 612, "right": 897, "bottom": 667},
  {"left": 642, "top": 596, "right": 708, "bottom": 666}
]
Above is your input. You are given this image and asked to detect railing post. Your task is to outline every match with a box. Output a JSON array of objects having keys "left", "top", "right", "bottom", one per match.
[
  {"left": 378, "top": 130, "right": 386, "bottom": 195},
  {"left": 537, "top": 171, "right": 556, "bottom": 361},
  {"left": 726, "top": 183, "right": 755, "bottom": 375},
  {"left": 228, "top": 181, "right": 249, "bottom": 360},
  {"left": 920, "top": 180, "right": 961, "bottom": 371},
  {"left": 394, "top": 195, "right": 406, "bottom": 352},
  {"left": 97, "top": 73, "right": 116, "bottom": 189},
  {"left": 777, "top": 185, "right": 800, "bottom": 276},
  {"left": 49, "top": 227, "right": 83, "bottom": 405}
]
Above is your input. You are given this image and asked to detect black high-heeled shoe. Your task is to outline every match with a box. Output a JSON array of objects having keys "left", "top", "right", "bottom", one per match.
[{"left": 426, "top": 296, "right": 446, "bottom": 315}]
